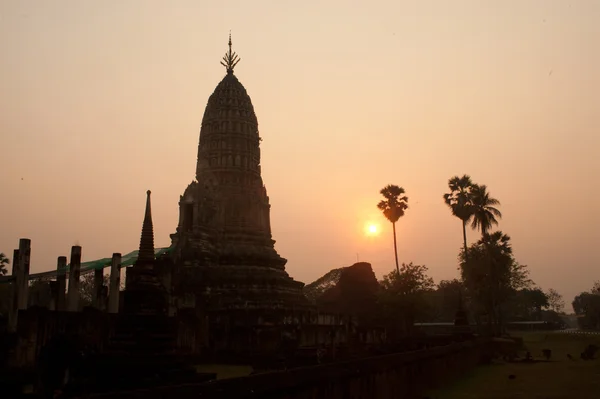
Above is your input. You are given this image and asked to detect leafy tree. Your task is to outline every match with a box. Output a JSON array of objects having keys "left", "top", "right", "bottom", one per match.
[
  {"left": 572, "top": 292, "right": 600, "bottom": 330},
  {"left": 27, "top": 272, "right": 109, "bottom": 309},
  {"left": 460, "top": 231, "right": 531, "bottom": 335},
  {"left": 506, "top": 288, "right": 562, "bottom": 321},
  {"left": 470, "top": 184, "right": 502, "bottom": 237},
  {"left": 518, "top": 288, "right": 549, "bottom": 320},
  {"left": 546, "top": 288, "right": 565, "bottom": 313},
  {"left": 380, "top": 262, "right": 435, "bottom": 296},
  {"left": 0, "top": 252, "right": 9, "bottom": 276},
  {"left": 377, "top": 185, "right": 409, "bottom": 274},
  {"left": 572, "top": 282, "right": 600, "bottom": 330},
  {"left": 437, "top": 278, "right": 465, "bottom": 294},
  {"left": 379, "top": 262, "right": 434, "bottom": 335},
  {"left": 78, "top": 272, "right": 109, "bottom": 307},
  {"left": 426, "top": 279, "right": 470, "bottom": 322},
  {"left": 539, "top": 309, "right": 567, "bottom": 328},
  {"left": 443, "top": 175, "right": 475, "bottom": 259}
]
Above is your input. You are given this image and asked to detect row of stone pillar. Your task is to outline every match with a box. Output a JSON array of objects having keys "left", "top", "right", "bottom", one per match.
[{"left": 8, "top": 238, "right": 124, "bottom": 332}]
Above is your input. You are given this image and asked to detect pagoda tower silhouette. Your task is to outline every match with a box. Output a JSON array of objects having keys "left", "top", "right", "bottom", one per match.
[{"left": 170, "top": 35, "right": 307, "bottom": 313}]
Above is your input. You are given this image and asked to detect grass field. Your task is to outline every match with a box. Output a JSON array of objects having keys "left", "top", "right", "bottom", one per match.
[{"left": 426, "top": 332, "right": 600, "bottom": 399}]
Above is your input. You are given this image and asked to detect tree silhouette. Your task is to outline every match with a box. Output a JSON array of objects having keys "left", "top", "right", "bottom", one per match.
[
  {"left": 519, "top": 288, "right": 549, "bottom": 320},
  {"left": 28, "top": 272, "right": 110, "bottom": 309},
  {"left": 572, "top": 288, "right": 600, "bottom": 330},
  {"left": 379, "top": 263, "right": 435, "bottom": 334},
  {"left": 0, "top": 253, "right": 9, "bottom": 276},
  {"left": 470, "top": 184, "right": 502, "bottom": 237},
  {"left": 78, "top": 272, "right": 110, "bottom": 307},
  {"left": 546, "top": 288, "right": 565, "bottom": 313},
  {"left": 443, "top": 175, "right": 475, "bottom": 258},
  {"left": 460, "top": 231, "right": 532, "bottom": 335},
  {"left": 428, "top": 279, "right": 469, "bottom": 323},
  {"left": 377, "top": 185, "right": 408, "bottom": 274}
]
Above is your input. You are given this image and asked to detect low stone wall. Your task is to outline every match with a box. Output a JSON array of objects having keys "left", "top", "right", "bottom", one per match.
[
  {"left": 3, "top": 307, "right": 209, "bottom": 371},
  {"left": 86, "top": 339, "right": 489, "bottom": 399},
  {"left": 7, "top": 307, "right": 115, "bottom": 370}
]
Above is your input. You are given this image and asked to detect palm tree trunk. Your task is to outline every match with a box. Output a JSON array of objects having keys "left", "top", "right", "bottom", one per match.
[
  {"left": 392, "top": 222, "right": 399, "bottom": 274},
  {"left": 462, "top": 220, "right": 469, "bottom": 261}
]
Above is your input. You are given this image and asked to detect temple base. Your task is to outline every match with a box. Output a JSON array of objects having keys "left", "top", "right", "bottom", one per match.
[{"left": 124, "top": 262, "right": 168, "bottom": 316}]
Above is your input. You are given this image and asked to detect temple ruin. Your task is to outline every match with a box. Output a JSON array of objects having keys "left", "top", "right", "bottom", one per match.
[
  {"left": 0, "top": 36, "right": 480, "bottom": 397},
  {"left": 169, "top": 34, "right": 309, "bottom": 316}
]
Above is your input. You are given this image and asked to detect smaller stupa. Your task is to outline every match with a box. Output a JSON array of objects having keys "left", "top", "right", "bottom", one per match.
[{"left": 124, "top": 190, "right": 168, "bottom": 315}]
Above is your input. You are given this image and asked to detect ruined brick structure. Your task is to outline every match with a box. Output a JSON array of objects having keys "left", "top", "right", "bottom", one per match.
[
  {"left": 169, "top": 36, "right": 308, "bottom": 328},
  {"left": 124, "top": 190, "right": 168, "bottom": 315}
]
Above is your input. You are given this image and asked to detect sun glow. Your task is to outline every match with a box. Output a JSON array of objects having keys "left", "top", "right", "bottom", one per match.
[{"left": 365, "top": 223, "right": 380, "bottom": 237}]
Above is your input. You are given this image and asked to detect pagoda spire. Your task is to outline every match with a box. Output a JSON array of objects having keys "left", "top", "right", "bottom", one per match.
[
  {"left": 138, "top": 190, "right": 155, "bottom": 263},
  {"left": 220, "top": 31, "right": 240, "bottom": 74}
]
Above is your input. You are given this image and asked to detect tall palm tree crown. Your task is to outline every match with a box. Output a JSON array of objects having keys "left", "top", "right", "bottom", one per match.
[
  {"left": 443, "top": 175, "right": 475, "bottom": 222},
  {"left": 479, "top": 231, "right": 512, "bottom": 257},
  {"left": 470, "top": 184, "right": 502, "bottom": 237},
  {"left": 378, "top": 185, "right": 409, "bottom": 223},
  {"left": 443, "top": 175, "right": 475, "bottom": 257},
  {"left": 377, "top": 185, "right": 409, "bottom": 274}
]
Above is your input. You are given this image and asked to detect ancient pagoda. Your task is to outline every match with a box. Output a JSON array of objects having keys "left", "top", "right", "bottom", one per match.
[
  {"left": 170, "top": 35, "right": 307, "bottom": 314},
  {"left": 125, "top": 190, "right": 168, "bottom": 315}
]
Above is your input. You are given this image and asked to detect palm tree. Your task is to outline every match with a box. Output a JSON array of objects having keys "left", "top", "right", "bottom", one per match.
[
  {"left": 0, "top": 252, "right": 9, "bottom": 276},
  {"left": 470, "top": 184, "right": 502, "bottom": 237},
  {"left": 443, "top": 175, "right": 475, "bottom": 258},
  {"left": 461, "top": 230, "right": 514, "bottom": 336},
  {"left": 471, "top": 188, "right": 502, "bottom": 335},
  {"left": 377, "top": 185, "right": 409, "bottom": 274}
]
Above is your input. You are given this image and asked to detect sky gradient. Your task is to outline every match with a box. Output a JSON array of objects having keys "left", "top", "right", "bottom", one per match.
[{"left": 1, "top": 1, "right": 599, "bottom": 307}]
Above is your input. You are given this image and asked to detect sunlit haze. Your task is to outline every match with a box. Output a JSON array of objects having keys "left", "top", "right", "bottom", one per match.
[
  {"left": 365, "top": 223, "right": 380, "bottom": 237},
  {"left": 1, "top": 1, "right": 599, "bottom": 306}
]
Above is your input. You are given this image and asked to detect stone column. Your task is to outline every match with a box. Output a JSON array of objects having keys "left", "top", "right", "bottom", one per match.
[
  {"left": 48, "top": 280, "right": 58, "bottom": 311},
  {"left": 108, "top": 253, "right": 121, "bottom": 314},
  {"left": 67, "top": 246, "right": 82, "bottom": 311},
  {"left": 8, "top": 249, "right": 20, "bottom": 332},
  {"left": 93, "top": 268, "right": 104, "bottom": 308},
  {"left": 56, "top": 256, "right": 67, "bottom": 311},
  {"left": 16, "top": 239, "right": 31, "bottom": 310}
]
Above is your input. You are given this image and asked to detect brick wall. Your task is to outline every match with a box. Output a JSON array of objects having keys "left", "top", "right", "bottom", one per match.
[{"left": 85, "top": 339, "right": 488, "bottom": 399}]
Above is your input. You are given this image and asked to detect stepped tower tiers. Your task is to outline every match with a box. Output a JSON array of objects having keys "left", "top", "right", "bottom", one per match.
[
  {"left": 125, "top": 190, "right": 168, "bottom": 315},
  {"left": 170, "top": 35, "right": 307, "bottom": 311}
]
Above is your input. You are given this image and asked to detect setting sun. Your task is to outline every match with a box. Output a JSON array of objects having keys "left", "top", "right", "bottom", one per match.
[{"left": 365, "top": 223, "right": 380, "bottom": 237}]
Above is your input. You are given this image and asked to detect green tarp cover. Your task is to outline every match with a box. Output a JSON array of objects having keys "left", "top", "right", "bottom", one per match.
[{"left": 0, "top": 247, "right": 173, "bottom": 283}]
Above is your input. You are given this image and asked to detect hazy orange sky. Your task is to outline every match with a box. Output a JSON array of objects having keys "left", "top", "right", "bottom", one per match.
[{"left": 1, "top": 1, "right": 598, "bottom": 307}]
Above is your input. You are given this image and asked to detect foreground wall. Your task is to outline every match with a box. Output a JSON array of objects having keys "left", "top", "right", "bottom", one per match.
[
  {"left": 86, "top": 339, "right": 488, "bottom": 399},
  {"left": 5, "top": 307, "right": 115, "bottom": 370}
]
